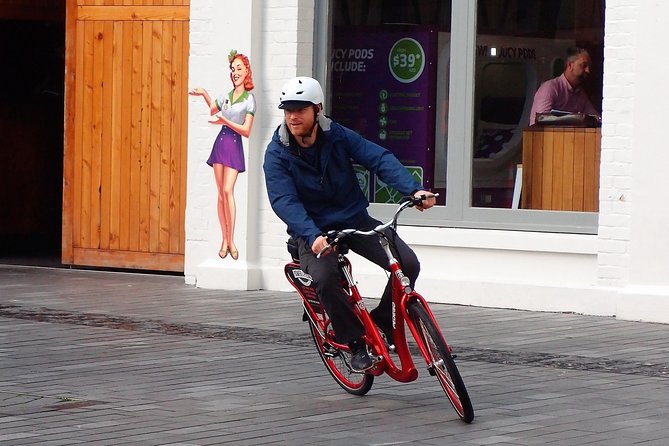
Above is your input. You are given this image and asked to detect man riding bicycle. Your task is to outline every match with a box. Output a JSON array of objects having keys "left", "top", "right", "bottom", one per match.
[{"left": 263, "top": 76, "right": 435, "bottom": 371}]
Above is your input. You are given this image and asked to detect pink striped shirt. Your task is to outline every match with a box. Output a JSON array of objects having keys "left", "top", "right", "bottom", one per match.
[{"left": 529, "top": 74, "right": 598, "bottom": 125}]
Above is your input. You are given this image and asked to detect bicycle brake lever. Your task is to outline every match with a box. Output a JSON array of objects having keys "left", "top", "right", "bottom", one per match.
[
  {"left": 410, "top": 193, "right": 439, "bottom": 207},
  {"left": 316, "top": 244, "right": 332, "bottom": 259}
]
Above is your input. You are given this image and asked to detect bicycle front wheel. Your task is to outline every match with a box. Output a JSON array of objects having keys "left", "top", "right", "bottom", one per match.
[
  {"left": 308, "top": 320, "right": 373, "bottom": 396},
  {"left": 408, "top": 301, "right": 474, "bottom": 423}
]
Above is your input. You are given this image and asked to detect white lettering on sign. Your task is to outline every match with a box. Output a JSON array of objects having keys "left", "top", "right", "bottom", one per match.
[
  {"left": 476, "top": 45, "right": 536, "bottom": 60},
  {"left": 333, "top": 47, "right": 375, "bottom": 72}
]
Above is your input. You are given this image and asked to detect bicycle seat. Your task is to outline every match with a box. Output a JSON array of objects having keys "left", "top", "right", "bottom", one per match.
[{"left": 286, "top": 237, "right": 299, "bottom": 262}]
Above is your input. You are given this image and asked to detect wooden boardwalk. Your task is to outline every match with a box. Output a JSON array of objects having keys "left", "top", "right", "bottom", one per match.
[{"left": 2, "top": 265, "right": 669, "bottom": 445}]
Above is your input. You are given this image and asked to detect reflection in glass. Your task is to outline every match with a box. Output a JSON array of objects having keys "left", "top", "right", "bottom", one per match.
[
  {"left": 330, "top": 0, "right": 452, "bottom": 206},
  {"left": 473, "top": 0, "right": 604, "bottom": 210}
]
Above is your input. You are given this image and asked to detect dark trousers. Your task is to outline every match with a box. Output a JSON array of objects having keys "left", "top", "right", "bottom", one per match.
[{"left": 296, "top": 215, "right": 420, "bottom": 344}]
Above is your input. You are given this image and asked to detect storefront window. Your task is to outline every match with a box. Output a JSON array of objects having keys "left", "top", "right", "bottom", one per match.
[
  {"left": 329, "top": 0, "right": 452, "bottom": 205},
  {"left": 324, "top": 0, "right": 604, "bottom": 232},
  {"left": 473, "top": 1, "right": 604, "bottom": 210}
]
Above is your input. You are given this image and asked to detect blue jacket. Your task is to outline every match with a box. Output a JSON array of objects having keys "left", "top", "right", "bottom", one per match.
[{"left": 263, "top": 116, "right": 421, "bottom": 246}]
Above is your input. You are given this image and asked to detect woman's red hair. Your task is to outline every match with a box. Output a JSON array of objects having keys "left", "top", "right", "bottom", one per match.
[{"left": 230, "top": 54, "right": 254, "bottom": 91}]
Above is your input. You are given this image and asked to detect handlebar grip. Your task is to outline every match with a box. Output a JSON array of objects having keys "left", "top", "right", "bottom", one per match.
[{"left": 405, "top": 193, "right": 439, "bottom": 206}]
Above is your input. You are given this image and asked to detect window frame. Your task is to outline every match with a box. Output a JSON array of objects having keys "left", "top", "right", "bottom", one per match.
[{"left": 314, "top": 0, "right": 599, "bottom": 235}]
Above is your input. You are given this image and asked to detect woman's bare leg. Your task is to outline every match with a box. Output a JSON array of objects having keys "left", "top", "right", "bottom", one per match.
[
  {"left": 222, "top": 166, "right": 239, "bottom": 258},
  {"left": 213, "top": 164, "right": 228, "bottom": 255}
]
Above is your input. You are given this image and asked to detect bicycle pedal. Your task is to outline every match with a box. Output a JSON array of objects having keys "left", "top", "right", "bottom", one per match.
[
  {"left": 427, "top": 366, "right": 436, "bottom": 376},
  {"left": 323, "top": 345, "right": 339, "bottom": 358}
]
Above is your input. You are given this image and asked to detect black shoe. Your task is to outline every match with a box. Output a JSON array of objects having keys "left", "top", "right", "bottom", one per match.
[{"left": 349, "top": 339, "right": 373, "bottom": 371}]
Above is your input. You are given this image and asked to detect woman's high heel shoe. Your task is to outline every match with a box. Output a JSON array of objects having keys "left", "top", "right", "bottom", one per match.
[
  {"left": 229, "top": 248, "right": 239, "bottom": 260},
  {"left": 219, "top": 246, "right": 229, "bottom": 259}
]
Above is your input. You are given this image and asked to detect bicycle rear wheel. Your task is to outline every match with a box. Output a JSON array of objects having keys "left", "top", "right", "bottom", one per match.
[
  {"left": 408, "top": 301, "right": 474, "bottom": 423},
  {"left": 307, "top": 318, "right": 373, "bottom": 396}
]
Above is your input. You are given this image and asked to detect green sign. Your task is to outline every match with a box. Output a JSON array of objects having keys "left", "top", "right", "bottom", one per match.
[
  {"left": 354, "top": 164, "right": 370, "bottom": 199},
  {"left": 388, "top": 38, "right": 425, "bottom": 84},
  {"left": 374, "top": 167, "right": 424, "bottom": 203}
]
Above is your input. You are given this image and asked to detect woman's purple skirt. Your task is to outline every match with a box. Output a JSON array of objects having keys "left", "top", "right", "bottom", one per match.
[{"left": 207, "top": 126, "right": 245, "bottom": 172}]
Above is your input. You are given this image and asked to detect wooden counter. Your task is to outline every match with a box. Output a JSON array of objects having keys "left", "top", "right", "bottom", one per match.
[{"left": 521, "top": 127, "right": 601, "bottom": 212}]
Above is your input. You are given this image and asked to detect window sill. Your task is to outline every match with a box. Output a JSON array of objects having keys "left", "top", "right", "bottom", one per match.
[{"left": 399, "top": 225, "right": 597, "bottom": 255}]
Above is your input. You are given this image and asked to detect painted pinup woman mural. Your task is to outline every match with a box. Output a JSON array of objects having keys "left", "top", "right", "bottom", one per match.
[{"left": 189, "top": 50, "right": 255, "bottom": 260}]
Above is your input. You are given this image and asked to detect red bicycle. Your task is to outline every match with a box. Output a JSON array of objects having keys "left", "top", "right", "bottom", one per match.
[{"left": 284, "top": 195, "right": 474, "bottom": 423}]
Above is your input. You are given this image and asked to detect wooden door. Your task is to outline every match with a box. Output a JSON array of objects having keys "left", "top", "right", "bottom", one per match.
[{"left": 62, "top": 0, "right": 189, "bottom": 272}]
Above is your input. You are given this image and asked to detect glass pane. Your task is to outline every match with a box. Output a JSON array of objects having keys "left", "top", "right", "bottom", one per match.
[
  {"left": 329, "top": 0, "right": 452, "bottom": 206},
  {"left": 473, "top": 0, "right": 604, "bottom": 210}
]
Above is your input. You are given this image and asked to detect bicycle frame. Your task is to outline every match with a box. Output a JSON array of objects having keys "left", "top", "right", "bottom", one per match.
[
  {"left": 354, "top": 236, "right": 453, "bottom": 383},
  {"left": 284, "top": 194, "right": 474, "bottom": 423},
  {"left": 286, "top": 234, "right": 450, "bottom": 384}
]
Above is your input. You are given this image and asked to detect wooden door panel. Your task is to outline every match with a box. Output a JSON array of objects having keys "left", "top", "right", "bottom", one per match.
[
  {"left": 521, "top": 128, "right": 600, "bottom": 212},
  {"left": 63, "top": 0, "right": 189, "bottom": 272}
]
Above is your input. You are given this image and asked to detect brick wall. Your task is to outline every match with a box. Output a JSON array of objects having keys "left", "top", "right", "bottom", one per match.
[
  {"left": 598, "top": 0, "right": 636, "bottom": 288},
  {"left": 185, "top": 0, "right": 314, "bottom": 286},
  {"left": 257, "top": 1, "right": 319, "bottom": 288}
]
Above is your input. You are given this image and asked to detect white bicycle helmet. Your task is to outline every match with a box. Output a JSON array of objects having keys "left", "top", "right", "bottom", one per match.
[{"left": 278, "top": 76, "right": 324, "bottom": 109}]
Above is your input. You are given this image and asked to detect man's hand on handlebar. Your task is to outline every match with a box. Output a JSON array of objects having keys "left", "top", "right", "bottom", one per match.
[
  {"left": 413, "top": 190, "right": 437, "bottom": 211},
  {"left": 312, "top": 193, "right": 435, "bottom": 258},
  {"left": 312, "top": 235, "right": 334, "bottom": 257}
]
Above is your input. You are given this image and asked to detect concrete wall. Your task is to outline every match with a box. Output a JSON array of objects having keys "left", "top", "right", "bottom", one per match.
[
  {"left": 185, "top": 1, "right": 669, "bottom": 324},
  {"left": 600, "top": 0, "right": 669, "bottom": 322},
  {"left": 186, "top": 0, "right": 313, "bottom": 289}
]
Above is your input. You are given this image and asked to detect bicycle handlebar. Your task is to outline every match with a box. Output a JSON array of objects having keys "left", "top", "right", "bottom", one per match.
[{"left": 316, "top": 193, "right": 439, "bottom": 258}]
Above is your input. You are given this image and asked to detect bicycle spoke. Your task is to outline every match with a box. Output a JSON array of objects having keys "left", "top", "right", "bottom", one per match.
[
  {"left": 308, "top": 312, "right": 373, "bottom": 396},
  {"left": 408, "top": 301, "right": 474, "bottom": 423}
]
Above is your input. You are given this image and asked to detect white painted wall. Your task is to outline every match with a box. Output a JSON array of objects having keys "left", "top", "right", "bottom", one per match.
[
  {"left": 186, "top": 0, "right": 255, "bottom": 287},
  {"left": 628, "top": 3, "right": 669, "bottom": 287},
  {"left": 601, "top": 0, "right": 669, "bottom": 322},
  {"left": 186, "top": 1, "right": 669, "bottom": 324},
  {"left": 186, "top": 0, "right": 312, "bottom": 289}
]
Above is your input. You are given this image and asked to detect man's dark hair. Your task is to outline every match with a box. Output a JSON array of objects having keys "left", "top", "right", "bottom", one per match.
[{"left": 566, "top": 47, "right": 589, "bottom": 63}]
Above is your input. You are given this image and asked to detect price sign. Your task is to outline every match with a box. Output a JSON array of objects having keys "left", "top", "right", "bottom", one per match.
[{"left": 388, "top": 38, "right": 425, "bottom": 83}]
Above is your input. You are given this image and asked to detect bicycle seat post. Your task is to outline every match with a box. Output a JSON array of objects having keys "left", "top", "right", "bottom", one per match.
[{"left": 379, "top": 233, "right": 412, "bottom": 294}]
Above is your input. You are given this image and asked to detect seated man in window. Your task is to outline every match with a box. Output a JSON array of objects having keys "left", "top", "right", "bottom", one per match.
[{"left": 529, "top": 48, "right": 599, "bottom": 126}]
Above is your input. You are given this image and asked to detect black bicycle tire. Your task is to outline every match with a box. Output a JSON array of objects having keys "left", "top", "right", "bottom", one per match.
[
  {"left": 408, "top": 301, "right": 474, "bottom": 423},
  {"left": 307, "top": 319, "right": 374, "bottom": 396}
]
